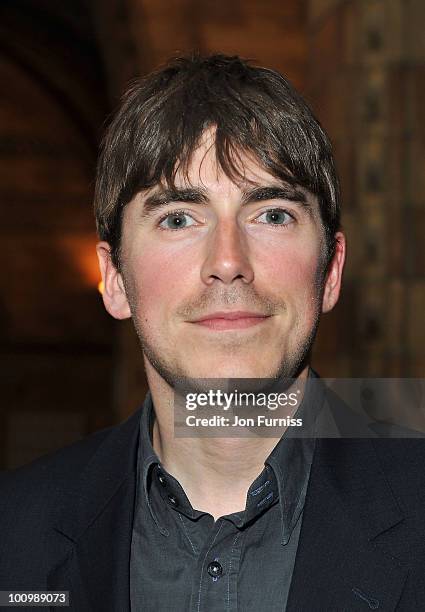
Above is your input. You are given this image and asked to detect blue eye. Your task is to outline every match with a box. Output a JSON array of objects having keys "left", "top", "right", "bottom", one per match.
[
  {"left": 159, "top": 212, "right": 196, "bottom": 230},
  {"left": 256, "top": 209, "right": 293, "bottom": 226}
]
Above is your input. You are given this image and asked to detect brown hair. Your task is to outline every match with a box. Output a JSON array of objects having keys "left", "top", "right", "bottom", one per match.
[{"left": 94, "top": 54, "right": 340, "bottom": 270}]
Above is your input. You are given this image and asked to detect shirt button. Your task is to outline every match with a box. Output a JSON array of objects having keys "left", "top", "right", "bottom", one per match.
[
  {"left": 168, "top": 494, "right": 178, "bottom": 506},
  {"left": 157, "top": 472, "right": 166, "bottom": 486},
  {"left": 207, "top": 561, "right": 223, "bottom": 578}
]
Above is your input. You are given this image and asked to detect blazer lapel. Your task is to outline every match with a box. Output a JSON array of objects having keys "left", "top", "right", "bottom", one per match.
[
  {"left": 286, "top": 437, "right": 408, "bottom": 611},
  {"left": 47, "top": 407, "right": 142, "bottom": 611}
]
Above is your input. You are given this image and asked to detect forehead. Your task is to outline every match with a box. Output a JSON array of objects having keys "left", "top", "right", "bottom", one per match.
[
  {"left": 147, "top": 129, "right": 319, "bottom": 210},
  {"left": 175, "top": 132, "right": 265, "bottom": 187},
  {"left": 170, "top": 128, "right": 276, "bottom": 190}
]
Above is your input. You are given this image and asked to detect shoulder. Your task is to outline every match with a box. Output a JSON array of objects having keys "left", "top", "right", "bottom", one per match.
[
  {"left": 0, "top": 407, "right": 143, "bottom": 585},
  {"left": 317, "top": 381, "right": 425, "bottom": 511},
  {"left": 0, "top": 424, "right": 116, "bottom": 584},
  {"left": 0, "top": 406, "right": 144, "bottom": 531},
  {"left": 0, "top": 400, "right": 144, "bottom": 515},
  {"left": 0, "top": 423, "right": 113, "bottom": 495},
  {"left": 371, "top": 438, "right": 425, "bottom": 498},
  {"left": 0, "top": 425, "right": 118, "bottom": 543}
]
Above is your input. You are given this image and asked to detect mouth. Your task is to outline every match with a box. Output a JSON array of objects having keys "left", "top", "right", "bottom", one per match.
[{"left": 188, "top": 311, "right": 272, "bottom": 331}]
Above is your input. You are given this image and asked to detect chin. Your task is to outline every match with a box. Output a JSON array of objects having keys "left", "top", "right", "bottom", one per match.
[{"left": 186, "top": 360, "right": 277, "bottom": 380}]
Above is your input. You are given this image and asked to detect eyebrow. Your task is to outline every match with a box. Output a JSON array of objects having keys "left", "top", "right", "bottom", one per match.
[
  {"left": 140, "top": 183, "right": 311, "bottom": 217},
  {"left": 141, "top": 187, "right": 209, "bottom": 217},
  {"left": 241, "top": 185, "right": 308, "bottom": 207}
]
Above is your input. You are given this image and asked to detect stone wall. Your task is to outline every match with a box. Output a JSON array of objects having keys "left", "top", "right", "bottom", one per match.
[{"left": 308, "top": 0, "right": 425, "bottom": 376}]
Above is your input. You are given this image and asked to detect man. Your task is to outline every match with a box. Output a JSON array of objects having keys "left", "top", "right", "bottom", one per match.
[{"left": 0, "top": 54, "right": 424, "bottom": 611}]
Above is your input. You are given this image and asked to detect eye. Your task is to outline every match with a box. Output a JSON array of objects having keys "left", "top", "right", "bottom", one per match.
[
  {"left": 255, "top": 208, "right": 294, "bottom": 226},
  {"left": 158, "top": 211, "right": 196, "bottom": 230}
]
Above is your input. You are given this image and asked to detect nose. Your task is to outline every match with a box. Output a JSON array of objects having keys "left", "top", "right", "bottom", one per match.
[{"left": 200, "top": 219, "right": 254, "bottom": 285}]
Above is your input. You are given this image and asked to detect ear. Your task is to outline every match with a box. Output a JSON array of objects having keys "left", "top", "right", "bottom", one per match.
[
  {"left": 321, "top": 232, "right": 346, "bottom": 314},
  {"left": 96, "top": 241, "right": 131, "bottom": 320}
]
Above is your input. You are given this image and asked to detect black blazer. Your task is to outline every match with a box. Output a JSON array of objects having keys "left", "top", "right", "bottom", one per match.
[{"left": 1, "top": 393, "right": 425, "bottom": 611}]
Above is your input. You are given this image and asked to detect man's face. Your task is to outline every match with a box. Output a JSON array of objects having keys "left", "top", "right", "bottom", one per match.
[{"left": 98, "top": 130, "right": 345, "bottom": 384}]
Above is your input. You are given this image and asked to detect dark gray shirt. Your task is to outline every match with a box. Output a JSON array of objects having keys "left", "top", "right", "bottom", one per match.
[{"left": 130, "top": 393, "right": 316, "bottom": 612}]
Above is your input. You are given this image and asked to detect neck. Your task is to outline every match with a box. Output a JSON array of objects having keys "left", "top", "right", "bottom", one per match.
[{"left": 145, "top": 360, "right": 309, "bottom": 520}]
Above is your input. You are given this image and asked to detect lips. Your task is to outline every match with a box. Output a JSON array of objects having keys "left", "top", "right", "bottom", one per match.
[{"left": 190, "top": 311, "right": 271, "bottom": 330}]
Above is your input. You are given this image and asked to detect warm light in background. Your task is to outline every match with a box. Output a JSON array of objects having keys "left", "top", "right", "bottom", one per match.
[
  {"left": 98, "top": 280, "right": 104, "bottom": 294},
  {"left": 55, "top": 235, "right": 103, "bottom": 292}
]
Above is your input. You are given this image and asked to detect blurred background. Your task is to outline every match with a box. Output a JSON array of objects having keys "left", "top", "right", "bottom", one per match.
[{"left": 0, "top": 0, "right": 423, "bottom": 469}]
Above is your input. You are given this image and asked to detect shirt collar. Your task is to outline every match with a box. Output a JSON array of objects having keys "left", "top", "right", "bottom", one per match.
[
  {"left": 137, "top": 400, "right": 168, "bottom": 535},
  {"left": 136, "top": 367, "right": 322, "bottom": 544}
]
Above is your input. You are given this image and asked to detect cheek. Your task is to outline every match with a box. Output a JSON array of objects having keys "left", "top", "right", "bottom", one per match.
[
  {"left": 256, "top": 240, "right": 321, "bottom": 302},
  {"left": 128, "top": 241, "right": 197, "bottom": 317}
]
